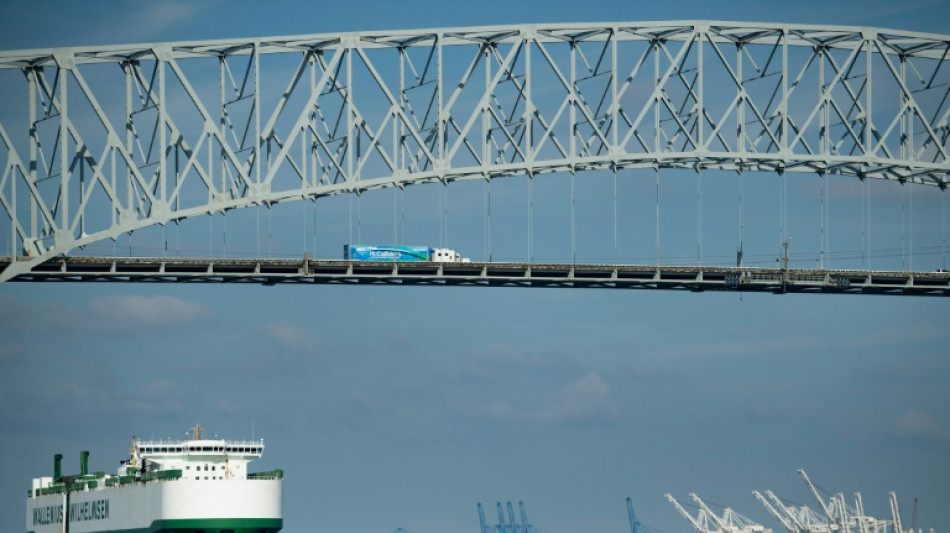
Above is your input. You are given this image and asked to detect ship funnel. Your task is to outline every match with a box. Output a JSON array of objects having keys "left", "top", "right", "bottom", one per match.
[
  {"left": 80, "top": 450, "right": 89, "bottom": 476},
  {"left": 54, "top": 454, "right": 63, "bottom": 481}
]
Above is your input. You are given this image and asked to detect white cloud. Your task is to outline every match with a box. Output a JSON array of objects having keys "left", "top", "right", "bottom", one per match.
[
  {"left": 124, "top": 380, "right": 187, "bottom": 414},
  {"left": 86, "top": 294, "right": 211, "bottom": 327},
  {"left": 547, "top": 372, "right": 619, "bottom": 422},
  {"left": 894, "top": 410, "right": 950, "bottom": 444},
  {"left": 649, "top": 336, "right": 824, "bottom": 360},
  {"left": 114, "top": 0, "right": 221, "bottom": 43},
  {"left": 481, "top": 372, "right": 619, "bottom": 424},
  {"left": 262, "top": 319, "right": 321, "bottom": 355}
]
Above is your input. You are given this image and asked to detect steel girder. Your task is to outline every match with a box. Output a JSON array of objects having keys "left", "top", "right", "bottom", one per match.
[{"left": 1, "top": 21, "right": 949, "bottom": 282}]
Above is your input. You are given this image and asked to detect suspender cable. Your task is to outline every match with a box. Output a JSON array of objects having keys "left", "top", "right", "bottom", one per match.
[
  {"left": 393, "top": 185, "right": 397, "bottom": 253},
  {"left": 821, "top": 174, "right": 826, "bottom": 269},
  {"left": 824, "top": 173, "right": 829, "bottom": 268},
  {"left": 442, "top": 182, "right": 448, "bottom": 249},
  {"left": 697, "top": 167, "right": 702, "bottom": 265},
  {"left": 614, "top": 168, "right": 618, "bottom": 264},
  {"left": 486, "top": 178, "right": 492, "bottom": 261},
  {"left": 867, "top": 176, "right": 872, "bottom": 270},
  {"left": 655, "top": 166, "right": 660, "bottom": 267},
  {"left": 909, "top": 181, "right": 914, "bottom": 271},
  {"left": 571, "top": 170, "right": 576, "bottom": 265},
  {"left": 901, "top": 183, "right": 907, "bottom": 270},
  {"left": 438, "top": 183, "right": 444, "bottom": 248},
  {"left": 529, "top": 174, "right": 534, "bottom": 263},
  {"left": 860, "top": 176, "right": 865, "bottom": 269},
  {"left": 738, "top": 171, "right": 744, "bottom": 267}
]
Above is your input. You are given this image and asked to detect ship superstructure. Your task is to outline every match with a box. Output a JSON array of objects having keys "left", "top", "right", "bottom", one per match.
[{"left": 26, "top": 425, "right": 282, "bottom": 533}]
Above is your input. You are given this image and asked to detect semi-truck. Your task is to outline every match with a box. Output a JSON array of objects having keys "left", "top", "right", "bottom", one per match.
[{"left": 343, "top": 244, "right": 470, "bottom": 262}]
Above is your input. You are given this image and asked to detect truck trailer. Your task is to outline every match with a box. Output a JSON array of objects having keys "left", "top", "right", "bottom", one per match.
[{"left": 343, "top": 245, "right": 469, "bottom": 262}]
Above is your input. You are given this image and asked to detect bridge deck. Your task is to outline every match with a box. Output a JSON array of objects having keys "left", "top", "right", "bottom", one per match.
[{"left": 2, "top": 257, "right": 947, "bottom": 296}]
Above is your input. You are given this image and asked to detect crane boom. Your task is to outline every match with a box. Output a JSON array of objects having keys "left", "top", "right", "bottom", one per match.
[
  {"left": 627, "top": 497, "right": 641, "bottom": 533},
  {"left": 478, "top": 503, "right": 490, "bottom": 533},
  {"left": 854, "top": 493, "right": 870, "bottom": 533},
  {"left": 497, "top": 503, "right": 508, "bottom": 533},
  {"left": 889, "top": 493, "right": 904, "bottom": 533},
  {"left": 910, "top": 498, "right": 918, "bottom": 533},
  {"left": 765, "top": 491, "right": 808, "bottom": 531},
  {"left": 666, "top": 493, "right": 708, "bottom": 533},
  {"left": 799, "top": 469, "right": 838, "bottom": 525},
  {"left": 836, "top": 494, "right": 852, "bottom": 533},
  {"left": 519, "top": 502, "right": 530, "bottom": 533},
  {"left": 691, "top": 493, "right": 729, "bottom": 532},
  {"left": 755, "top": 491, "right": 797, "bottom": 533}
]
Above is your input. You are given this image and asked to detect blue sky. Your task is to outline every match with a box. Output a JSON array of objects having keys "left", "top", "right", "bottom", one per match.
[{"left": 1, "top": 2, "right": 949, "bottom": 533}]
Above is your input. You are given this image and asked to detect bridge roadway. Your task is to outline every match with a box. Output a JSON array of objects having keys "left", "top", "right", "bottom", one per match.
[{"left": 1, "top": 256, "right": 948, "bottom": 296}]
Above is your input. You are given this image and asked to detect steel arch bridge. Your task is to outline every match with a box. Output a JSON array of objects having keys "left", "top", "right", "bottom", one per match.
[{"left": 1, "top": 21, "right": 949, "bottom": 289}]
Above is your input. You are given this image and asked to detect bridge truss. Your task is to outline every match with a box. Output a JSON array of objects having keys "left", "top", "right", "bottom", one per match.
[{"left": 1, "top": 21, "right": 949, "bottom": 283}]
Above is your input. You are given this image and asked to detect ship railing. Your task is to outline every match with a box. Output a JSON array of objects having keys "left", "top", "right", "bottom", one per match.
[
  {"left": 137, "top": 438, "right": 264, "bottom": 446},
  {"left": 248, "top": 469, "right": 284, "bottom": 480}
]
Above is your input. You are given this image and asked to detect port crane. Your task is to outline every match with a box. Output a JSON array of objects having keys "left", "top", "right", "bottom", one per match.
[
  {"left": 799, "top": 470, "right": 841, "bottom": 531},
  {"left": 666, "top": 493, "right": 770, "bottom": 533},
  {"left": 627, "top": 497, "right": 642, "bottom": 533},
  {"left": 477, "top": 502, "right": 532, "bottom": 533},
  {"left": 754, "top": 491, "right": 801, "bottom": 533}
]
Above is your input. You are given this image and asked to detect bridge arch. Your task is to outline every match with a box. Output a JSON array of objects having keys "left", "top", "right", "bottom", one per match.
[{"left": 1, "top": 21, "right": 949, "bottom": 281}]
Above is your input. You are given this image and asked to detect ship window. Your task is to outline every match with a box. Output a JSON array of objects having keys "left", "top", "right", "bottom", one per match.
[
  {"left": 204, "top": 465, "right": 208, "bottom": 471},
  {"left": 211, "top": 466, "right": 216, "bottom": 471}
]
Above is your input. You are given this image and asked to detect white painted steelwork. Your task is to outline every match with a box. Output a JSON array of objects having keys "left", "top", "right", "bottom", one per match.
[{"left": 1, "top": 21, "right": 949, "bottom": 281}]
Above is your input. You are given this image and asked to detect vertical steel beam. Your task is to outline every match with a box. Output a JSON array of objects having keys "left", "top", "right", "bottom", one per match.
[
  {"left": 254, "top": 42, "right": 262, "bottom": 188},
  {"left": 158, "top": 49, "right": 167, "bottom": 211},
  {"left": 58, "top": 56, "right": 69, "bottom": 243},
  {"left": 27, "top": 67, "right": 37, "bottom": 248}
]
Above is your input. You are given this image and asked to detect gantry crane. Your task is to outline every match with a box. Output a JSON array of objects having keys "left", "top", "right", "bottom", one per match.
[
  {"left": 890, "top": 493, "right": 905, "bottom": 533},
  {"left": 666, "top": 492, "right": 770, "bottom": 533},
  {"left": 798, "top": 470, "right": 839, "bottom": 530},
  {"left": 627, "top": 497, "right": 641, "bottom": 533},
  {"left": 754, "top": 491, "right": 799, "bottom": 533},
  {"left": 666, "top": 493, "right": 712, "bottom": 533}
]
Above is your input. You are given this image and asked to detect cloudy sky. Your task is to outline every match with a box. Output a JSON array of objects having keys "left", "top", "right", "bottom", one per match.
[{"left": 1, "top": 2, "right": 949, "bottom": 533}]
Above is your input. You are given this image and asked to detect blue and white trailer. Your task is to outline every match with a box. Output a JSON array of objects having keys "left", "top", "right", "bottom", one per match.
[{"left": 343, "top": 245, "right": 469, "bottom": 262}]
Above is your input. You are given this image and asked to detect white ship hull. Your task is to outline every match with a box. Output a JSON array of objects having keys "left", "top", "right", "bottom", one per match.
[{"left": 26, "top": 478, "right": 282, "bottom": 533}]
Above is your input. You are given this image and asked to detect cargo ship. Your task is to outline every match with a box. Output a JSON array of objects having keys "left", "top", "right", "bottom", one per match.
[{"left": 26, "top": 424, "right": 282, "bottom": 533}]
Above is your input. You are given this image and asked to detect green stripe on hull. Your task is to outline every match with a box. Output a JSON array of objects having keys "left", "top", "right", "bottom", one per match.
[{"left": 27, "top": 517, "right": 282, "bottom": 533}]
